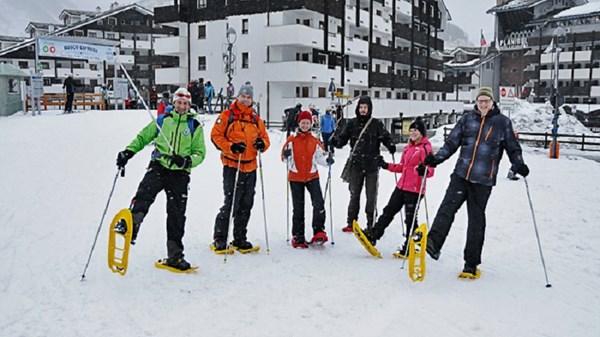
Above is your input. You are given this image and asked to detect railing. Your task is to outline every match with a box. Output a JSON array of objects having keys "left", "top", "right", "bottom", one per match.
[
  {"left": 443, "top": 128, "right": 600, "bottom": 151},
  {"left": 26, "top": 93, "right": 106, "bottom": 111}
]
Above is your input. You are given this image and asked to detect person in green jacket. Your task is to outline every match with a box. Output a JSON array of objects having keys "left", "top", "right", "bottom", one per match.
[{"left": 115, "top": 87, "right": 206, "bottom": 271}]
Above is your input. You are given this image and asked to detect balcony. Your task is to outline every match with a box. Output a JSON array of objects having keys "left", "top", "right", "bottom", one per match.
[
  {"left": 120, "top": 39, "right": 134, "bottom": 49},
  {"left": 263, "top": 61, "right": 337, "bottom": 82},
  {"left": 116, "top": 55, "right": 135, "bottom": 64},
  {"left": 345, "top": 37, "right": 368, "bottom": 57},
  {"left": 57, "top": 68, "right": 103, "bottom": 79},
  {"left": 155, "top": 67, "right": 186, "bottom": 85},
  {"left": 136, "top": 40, "right": 152, "bottom": 50},
  {"left": 154, "top": 36, "right": 186, "bottom": 56},
  {"left": 264, "top": 24, "right": 323, "bottom": 49},
  {"left": 591, "top": 86, "right": 600, "bottom": 96},
  {"left": 345, "top": 68, "right": 368, "bottom": 85}
]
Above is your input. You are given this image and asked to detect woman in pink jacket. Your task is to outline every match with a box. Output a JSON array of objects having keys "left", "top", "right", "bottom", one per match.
[{"left": 363, "top": 118, "right": 435, "bottom": 258}]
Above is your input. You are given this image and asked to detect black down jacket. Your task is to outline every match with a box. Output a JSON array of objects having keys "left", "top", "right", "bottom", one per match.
[{"left": 433, "top": 103, "right": 524, "bottom": 186}]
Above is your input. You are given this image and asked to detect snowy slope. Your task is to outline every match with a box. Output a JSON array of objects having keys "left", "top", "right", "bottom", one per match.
[{"left": 1, "top": 109, "right": 599, "bottom": 337}]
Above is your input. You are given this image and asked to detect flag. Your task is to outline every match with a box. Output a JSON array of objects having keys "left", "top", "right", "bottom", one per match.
[
  {"left": 543, "top": 38, "right": 554, "bottom": 54},
  {"left": 495, "top": 36, "right": 501, "bottom": 50},
  {"left": 480, "top": 30, "right": 487, "bottom": 47},
  {"left": 522, "top": 37, "right": 529, "bottom": 49}
]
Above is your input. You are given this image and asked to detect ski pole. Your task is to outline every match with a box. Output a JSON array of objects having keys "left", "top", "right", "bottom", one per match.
[
  {"left": 258, "top": 153, "right": 270, "bottom": 254},
  {"left": 224, "top": 154, "right": 242, "bottom": 264},
  {"left": 524, "top": 177, "right": 552, "bottom": 288},
  {"left": 391, "top": 153, "right": 405, "bottom": 237},
  {"left": 286, "top": 157, "right": 291, "bottom": 243},
  {"left": 401, "top": 167, "right": 429, "bottom": 270},
  {"left": 327, "top": 163, "right": 335, "bottom": 245},
  {"left": 81, "top": 167, "right": 123, "bottom": 281}
]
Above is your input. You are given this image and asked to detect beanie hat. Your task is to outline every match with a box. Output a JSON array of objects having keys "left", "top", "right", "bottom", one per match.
[
  {"left": 173, "top": 87, "right": 191, "bottom": 103},
  {"left": 409, "top": 117, "right": 426, "bottom": 137},
  {"left": 297, "top": 110, "right": 313, "bottom": 123},
  {"left": 238, "top": 81, "right": 254, "bottom": 99},
  {"left": 477, "top": 87, "right": 494, "bottom": 101}
]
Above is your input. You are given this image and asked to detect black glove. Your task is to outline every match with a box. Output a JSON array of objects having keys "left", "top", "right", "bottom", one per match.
[
  {"left": 254, "top": 138, "right": 266, "bottom": 152},
  {"left": 326, "top": 154, "right": 335, "bottom": 165},
  {"left": 377, "top": 156, "right": 388, "bottom": 169},
  {"left": 116, "top": 149, "right": 135, "bottom": 168},
  {"left": 283, "top": 149, "right": 292, "bottom": 159},
  {"left": 416, "top": 164, "right": 427, "bottom": 177},
  {"left": 516, "top": 163, "right": 529, "bottom": 177},
  {"left": 231, "top": 142, "right": 247, "bottom": 154},
  {"left": 170, "top": 154, "right": 192, "bottom": 169},
  {"left": 387, "top": 143, "right": 396, "bottom": 155},
  {"left": 423, "top": 154, "right": 438, "bottom": 167}
]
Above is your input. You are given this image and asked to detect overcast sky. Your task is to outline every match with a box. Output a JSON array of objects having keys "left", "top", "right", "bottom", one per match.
[{"left": 1, "top": 0, "right": 598, "bottom": 44}]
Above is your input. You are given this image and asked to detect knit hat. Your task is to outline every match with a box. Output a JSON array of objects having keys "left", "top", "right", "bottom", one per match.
[
  {"left": 477, "top": 87, "right": 494, "bottom": 101},
  {"left": 297, "top": 110, "right": 313, "bottom": 123},
  {"left": 409, "top": 117, "right": 426, "bottom": 137},
  {"left": 238, "top": 81, "right": 254, "bottom": 99},
  {"left": 173, "top": 87, "right": 191, "bottom": 103}
]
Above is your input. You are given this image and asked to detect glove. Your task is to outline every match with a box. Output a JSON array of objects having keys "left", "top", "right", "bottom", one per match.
[
  {"left": 282, "top": 149, "right": 292, "bottom": 159},
  {"left": 516, "top": 163, "right": 529, "bottom": 177},
  {"left": 377, "top": 156, "right": 388, "bottom": 169},
  {"left": 387, "top": 144, "right": 396, "bottom": 155},
  {"left": 231, "top": 142, "right": 247, "bottom": 154},
  {"left": 416, "top": 164, "right": 427, "bottom": 177},
  {"left": 170, "top": 154, "right": 192, "bottom": 169},
  {"left": 116, "top": 149, "right": 135, "bottom": 168},
  {"left": 326, "top": 154, "right": 335, "bottom": 165},
  {"left": 254, "top": 138, "right": 266, "bottom": 152},
  {"left": 423, "top": 154, "right": 438, "bottom": 167}
]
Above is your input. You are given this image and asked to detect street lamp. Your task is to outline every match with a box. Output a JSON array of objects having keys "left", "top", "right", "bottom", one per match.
[
  {"left": 224, "top": 27, "right": 237, "bottom": 106},
  {"left": 550, "top": 25, "right": 567, "bottom": 159}
]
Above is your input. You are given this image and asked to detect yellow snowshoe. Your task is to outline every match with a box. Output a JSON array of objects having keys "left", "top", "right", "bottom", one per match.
[
  {"left": 107, "top": 209, "right": 133, "bottom": 276},
  {"left": 352, "top": 220, "right": 382, "bottom": 258},
  {"left": 408, "top": 223, "right": 428, "bottom": 282}
]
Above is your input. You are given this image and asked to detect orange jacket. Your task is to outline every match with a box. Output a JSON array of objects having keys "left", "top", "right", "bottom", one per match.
[
  {"left": 211, "top": 101, "right": 270, "bottom": 172},
  {"left": 282, "top": 131, "right": 328, "bottom": 182}
]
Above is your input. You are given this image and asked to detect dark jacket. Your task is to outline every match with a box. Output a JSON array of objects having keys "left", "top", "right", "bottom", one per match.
[
  {"left": 333, "top": 96, "right": 394, "bottom": 173},
  {"left": 433, "top": 103, "right": 524, "bottom": 186},
  {"left": 63, "top": 77, "right": 75, "bottom": 94}
]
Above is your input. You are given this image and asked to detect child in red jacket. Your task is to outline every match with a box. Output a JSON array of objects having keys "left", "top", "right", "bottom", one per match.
[
  {"left": 363, "top": 117, "right": 435, "bottom": 257},
  {"left": 282, "top": 111, "right": 334, "bottom": 248},
  {"left": 157, "top": 92, "right": 171, "bottom": 116}
]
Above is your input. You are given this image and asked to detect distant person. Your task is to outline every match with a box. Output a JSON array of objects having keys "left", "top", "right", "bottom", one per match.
[
  {"left": 320, "top": 107, "right": 336, "bottom": 152},
  {"left": 149, "top": 86, "right": 158, "bottom": 109},
  {"left": 63, "top": 74, "right": 75, "bottom": 114},
  {"left": 101, "top": 84, "right": 109, "bottom": 110},
  {"left": 423, "top": 87, "right": 530, "bottom": 279},
  {"left": 205, "top": 81, "right": 215, "bottom": 114},
  {"left": 157, "top": 91, "right": 171, "bottom": 117},
  {"left": 285, "top": 103, "right": 302, "bottom": 137},
  {"left": 140, "top": 85, "right": 150, "bottom": 107}
]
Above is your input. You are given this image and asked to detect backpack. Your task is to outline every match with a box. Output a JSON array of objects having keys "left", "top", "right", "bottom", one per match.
[
  {"left": 223, "top": 109, "right": 259, "bottom": 136},
  {"left": 156, "top": 113, "right": 199, "bottom": 137}
]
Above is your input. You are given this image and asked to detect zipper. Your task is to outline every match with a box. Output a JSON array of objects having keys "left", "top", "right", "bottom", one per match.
[
  {"left": 489, "top": 159, "right": 495, "bottom": 179},
  {"left": 466, "top": 115, "right": 486, "bottom": 180},
  {"left": 485, "top": 127, "right": 493, "bottom": 142}
]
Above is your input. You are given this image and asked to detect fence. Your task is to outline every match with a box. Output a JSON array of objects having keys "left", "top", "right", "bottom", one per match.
[
  {"left": 26, "top": 93, "right": 106, "bottom": 111},
  {"left": 443, "top": 128, "right": 600, "bottom": 151}
]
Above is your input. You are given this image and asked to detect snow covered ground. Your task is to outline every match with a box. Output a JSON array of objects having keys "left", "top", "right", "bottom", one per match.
[{"left": 1, "top": 108, "right": 599, "bottom": 337}]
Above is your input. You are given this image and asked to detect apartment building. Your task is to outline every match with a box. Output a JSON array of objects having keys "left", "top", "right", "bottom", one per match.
[
  {"left": 0, "top": 3, "right": 178, "bottom": 92},
  {"left": 153, "top": 0, "right": 463, "bottom": 120}
]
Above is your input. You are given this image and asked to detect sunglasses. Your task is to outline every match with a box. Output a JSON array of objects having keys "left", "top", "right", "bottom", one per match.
[{"left": 175, "top": 92, "right": 191, "bottom": 100}]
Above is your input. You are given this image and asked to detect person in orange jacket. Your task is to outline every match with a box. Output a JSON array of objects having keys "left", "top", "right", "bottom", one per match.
[
  {"left": 282, "top": 111, "right": 334, "bottom": 248},
  {"left": 210, "top": 82, "right": 270, "bottom": 253}
]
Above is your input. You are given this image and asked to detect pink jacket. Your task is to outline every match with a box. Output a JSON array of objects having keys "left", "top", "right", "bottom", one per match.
[{"left": 386, "top": 136, "right": 435, "bottom": 194}]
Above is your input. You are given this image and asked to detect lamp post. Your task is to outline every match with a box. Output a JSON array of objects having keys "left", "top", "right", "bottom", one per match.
[
  {"left": 550, "top": 25, "right": 566, "bottom": 159},
  {"left": 223, "top": 27, "right": 237, "bottom": 106}
]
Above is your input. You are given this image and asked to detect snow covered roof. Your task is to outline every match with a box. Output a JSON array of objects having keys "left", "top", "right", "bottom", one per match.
[
  {"left": 487, "top": 0, "right": 548, "bottom": 14},
  {"left": 553, "top": 2, "right": 600, "bottom": 18},
  {"left": 0, "top": 36, "right": 26, "bottom": 43}
]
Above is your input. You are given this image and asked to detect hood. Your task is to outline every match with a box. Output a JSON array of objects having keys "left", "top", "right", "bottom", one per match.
[{"left": 355, "top": 96, "right": 373, "bottom": 119}]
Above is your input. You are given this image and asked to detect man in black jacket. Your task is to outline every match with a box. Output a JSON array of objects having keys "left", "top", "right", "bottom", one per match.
[
  {"left": 424, "top": 87, "right": 530, "bottom": 279},
  {"left": 63, "top": 74, "right": 75, "bottom": 114},
  {"left": 331, "top": 96, "right": 395, "bottom": 231}
]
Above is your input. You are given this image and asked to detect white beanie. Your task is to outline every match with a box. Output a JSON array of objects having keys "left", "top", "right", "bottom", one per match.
[{"left": 173, "top": 87, "right": 191, "bottom": 103}]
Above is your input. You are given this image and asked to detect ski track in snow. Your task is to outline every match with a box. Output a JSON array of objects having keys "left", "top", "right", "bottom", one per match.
[{"left": 0, "top": 109, "right": 599, "bottom": 336}]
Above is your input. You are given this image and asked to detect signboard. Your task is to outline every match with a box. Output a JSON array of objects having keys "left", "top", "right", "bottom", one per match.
[
  {"left": 30, "top": 73, "right": 44, "bottom": 98},
  {"left": 38, "top": 38, "right": 116, "bottom": 62},
  {"left": 499, "top": 86, "right": 516, "bottom": 102},
  {"left": 114, "top": 78, "right": 129, "bottom": 99}
]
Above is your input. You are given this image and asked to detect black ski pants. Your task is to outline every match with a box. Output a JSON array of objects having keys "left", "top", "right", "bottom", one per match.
[
  {"left": 428, "top": 173, "right": 492, "bottom": 267},
  {"left": 347, "top": 169, "right": 378, "bottom": 228},
  {"left": 65, "top": 92, "right": 74, "bottom": 113},
  {"left": 214, "top": 166, "right": 257, "bottom": 243},
  {"left": 130, "top": 162, "right": 190, "bottom": 259},
  {"left": 290, "top": 178, "right": 326, "bottom": 239},
  {"left": 321, "top": 132, "right": 334, "bottom": 152},
  {"left": 371, "top": 188, "right": 420, "bottom": 246}
]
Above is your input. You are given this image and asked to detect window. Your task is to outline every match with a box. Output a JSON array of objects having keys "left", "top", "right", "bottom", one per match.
[
  {"left": 108, "top": 17, "right": 117, "bottom": 25},
  {"left": 198, "top": 25, "right": 206, "bottom": 39},
  {"left": 198, "top": 56, "right": 206, "bottom": 70},
  {"left": 88, "top": 32, "right": 97, "bottom": 38},
  {"left": 197, "top": 0, "right": 207, "bottom": 8},
  {"left": 318, "top": 87, "right": 326, "bottom": 97},
  {"left": 98, "top": 19, "right": 103, "bottom": 25},
  {"left": 242, "top": 19, "right": 249, "bottom": 34},
  {"left": 242, "top": 52, "right": 249, "bottom": 68},
  {"left": 8, "top": 79, "right": 18, "bottom": 93},
  {"left": 40, "top": 62, "right": 50, "bottom": 70},
  {"left": 374, "top": 91, "right": 380, "bottom": 98},
  {"left": 90, "top": 64, "right": 98, "bottom": 71},
  {"left": 386, "top": 92, "right": 392, "bottom": 99},
  {"left": 18, "top": 61, "right": 28, "bottom": 69},
  {"left": 302, "top": 86, "right": 309, "bottom": 97},
  {"left": 106, "top": 33, "right": 116, "bottom": 40}
]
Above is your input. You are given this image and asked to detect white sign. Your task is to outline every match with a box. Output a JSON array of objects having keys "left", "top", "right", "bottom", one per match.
[
  {"left": 30, "top": 73, "right": 44, "bottom": 98},
  {"left": 114, "top": 78, "right": 129, "bottom": 99},
  {"left": 38, "top": 38, "right": 116, "bottom": 62},
  {"left": 499, "top": 86, "right": 516, "bottom": 102}
]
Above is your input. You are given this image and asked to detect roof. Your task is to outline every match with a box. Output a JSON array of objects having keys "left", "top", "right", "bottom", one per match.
[
  {"left": 25, "top": 22, "right": 65, "bottom": 31},
  {"left": 0, "top": 36, "right": 26, "bottom": 43},
  {"left": 487, "top": 0, "right": 548, "bottom": 14},
  {"left": 59, "top": 9, "right": 99, "bottom": 21},
  {"left": 0, "top": 4, "right": 153, "bottom": 57},
  {"left": 554, "top": 2, "right": 600, "bottom": 18},
  {"left": 0, "top": 62, "right": 29, "bottom": 77}
]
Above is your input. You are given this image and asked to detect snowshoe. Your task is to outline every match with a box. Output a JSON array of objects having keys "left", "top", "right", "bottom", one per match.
[
  {"left": 292, "top": 236, "right": 309, "bottom": 249},
  {"left": 231, "top": 240, "right": 260, "bottom": 254},
  {"left": 108, "top": 209, "right": 133, "bottom": 276},
  {"left": 458, "top": 265, "right": 481, "bottom": 280},
  {"left": 351, "top": 220, "right": 382, "bottom": 258},
  {"left": 408, "top": 223, "right": 428, "bottom": 282},
  {"left": 210, "top": 240, "right": 234, "bottom": 255},
  {"left": 154, "top": 258, "right": 198, "bottom": 274},
  {"left": 392, "top": 244, "right": 408, "bottom": 259},
  {"left": 310, "top": 231, "right": 328, "bottom": 245}
]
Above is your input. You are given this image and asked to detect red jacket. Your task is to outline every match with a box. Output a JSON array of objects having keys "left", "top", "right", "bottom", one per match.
[
  {"left": 282, "top": 131, "right": 327, "bottom": 182},
  {"left": 386, "top": 136, "right": 435, "bottom": 194}
]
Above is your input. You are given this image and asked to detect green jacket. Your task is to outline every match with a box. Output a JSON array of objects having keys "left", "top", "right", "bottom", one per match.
[{"left": 126, "top": 112, "right": 206, "bottom": 173}]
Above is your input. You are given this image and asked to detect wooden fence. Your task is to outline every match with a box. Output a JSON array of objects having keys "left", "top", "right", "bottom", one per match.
[{"left": 26, "top": 93, "right": 106, "bottom": 111}]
